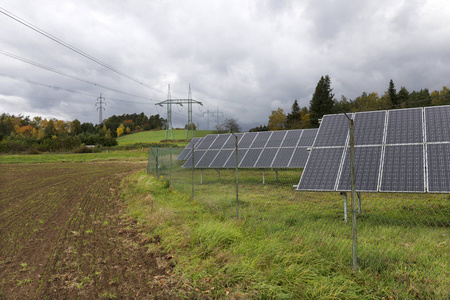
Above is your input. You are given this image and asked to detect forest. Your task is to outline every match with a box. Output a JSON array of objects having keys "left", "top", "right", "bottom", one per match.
[{"left": 0, "top": 112, "right": 165, "bottom": 153}]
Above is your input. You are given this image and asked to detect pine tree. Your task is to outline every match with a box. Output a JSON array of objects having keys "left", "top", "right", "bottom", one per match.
[
  {"left": 309, "top": 75, "right": 335, "bottom": 127},
  {"left": 388, "top": 79, "right": 398, "bottom": 107},
  {"left": 285, "top": 99, "right": 301, "bottom": 129}
]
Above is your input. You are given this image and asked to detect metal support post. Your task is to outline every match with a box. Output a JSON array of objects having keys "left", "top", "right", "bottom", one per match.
[
  {"left": 357, "top": 192, "right": 361, "bottom": 214},
  {"left": 276, "top": 169, "right": 279, "bottom": 182},
  {"left": 262, "top": 169, "right": 265, "bottom": 185},
  {"left": 200, "top": 169, "right": 203, "bottom": 185},
  {"left": 342, "top": 192, "right": 348, "bottom": 222}
]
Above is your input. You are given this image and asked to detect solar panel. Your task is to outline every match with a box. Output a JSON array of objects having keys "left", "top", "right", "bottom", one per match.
[
  {"left": 337, "top": 146, "right": 382, "bottom": 192},
  {"left": 297, "top": 148, "right": 345, "bottom": 191},
  {"left": 354, "top": 111, "right": 386, "bottom": 145},
  {"left": 197, "top": 134, "right": 219, "bottom": 149},
  {"left": 385, "top": 108, "right": 423, "bottom": 144},
  {"left": 380, "top": 145, "right": 425, "bottom": 192},
  {"left": 210, "top": 134, "right": 231, "bottom": 149},
  {"left": 196, "top": 149, "right": 220, "bottom": 168},
  {"left": 224, "top": 149, "right": 248, "bottom": 168},
  {"left": 266, "top": 131, "right": 287, "bottom": 148},
  {"left": 297, "top": 129, "right": 318, "bottom": 147},
  {"left": 238, "top": 132, "right": 257, "bottom": 148},
  {"left": 223, "top": 133, "right": 243, "bottom": 149},
  {"left": 314, "top": 114, "right": 351, "bottom": 147},
  {"left": 288, "top": 148, "right": 310, "bottom": 168},
  {"left": 210, "top": 149, "right": 233, "bottom": 168},
  {"left": 272, "top": 148, "right": 295, "bottom": 168},
  {"left": 176, "top": 137, "right": 203, "bottom": 160},
  {"left": 251, "top": 132, "right": 272, "bottom": 148},
  {"left": 281, "top": 130, "right": 303, "bottom": 147},
  {"left": 240, "top": 148, "right": 262, "bottom": 168},
  {"left": 425, "top": 106, "right": 450, "bottom": 142},
  {"left": 426, "top": 143, "right": 450, "bottom": 193},
  {"left": 182, "top": 150, "right": 207, "bottom": 168},
  {"left": 296, "top": 106, "right": 449, "bottom": 194},
  {"left": 254, "top": 148, "right": 278, "bottom": 168}
]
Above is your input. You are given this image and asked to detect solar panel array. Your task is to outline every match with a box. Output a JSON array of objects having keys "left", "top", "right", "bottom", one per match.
[
  {"left": 178, "top": 129, "right": 318, "bottom": 169},
  {"left": 297, "top": 105, "right": 450, "bottom": 193}
]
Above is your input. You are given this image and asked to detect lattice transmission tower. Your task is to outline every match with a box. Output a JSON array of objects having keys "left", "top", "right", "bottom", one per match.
[
  {"left": 156, "top": 85, "right": 203, "bottom": 140},
  {"left": 95, "top": 94, "right": 106, "bottom": 124}
]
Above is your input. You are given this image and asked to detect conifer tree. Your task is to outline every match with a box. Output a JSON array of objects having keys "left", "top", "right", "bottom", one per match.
[{"left": 309, "top": 75, "right": 335, "bottom": 127}]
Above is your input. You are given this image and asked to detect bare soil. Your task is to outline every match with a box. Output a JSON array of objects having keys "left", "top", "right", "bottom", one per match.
[{"left": 0, "top": 162, "right": 186, "bottom": 299}]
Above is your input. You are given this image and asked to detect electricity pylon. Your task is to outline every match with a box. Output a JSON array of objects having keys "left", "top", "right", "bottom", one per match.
[
  {"left": 95, "top": 94, "right": 106, "bottom": 124},
  {"left": 156, "top": 85, "right": 203, "bottom": 140},
  {"left": 212, "top": 107, "right": 224, "bottom": 129}
]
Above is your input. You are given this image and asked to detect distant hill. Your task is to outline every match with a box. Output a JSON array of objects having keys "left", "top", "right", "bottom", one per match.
[{"left": 117, "top": 129, "right": 213, "bottom": 145}]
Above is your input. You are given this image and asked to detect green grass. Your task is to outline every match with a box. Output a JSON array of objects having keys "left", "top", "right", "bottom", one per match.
[
  {"left": 122, "top": 166, "right": 450, "bottom": 299},
  {"left": 0, "top": 150, "right": 148, "bottom": 164},
  {"left": 116, "top": 129, "right": 213, "bottom": 146}
]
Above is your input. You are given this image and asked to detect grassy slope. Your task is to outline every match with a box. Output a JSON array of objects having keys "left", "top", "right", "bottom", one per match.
[{"left": 116, "top": 129, "right": 213, "bottom": 145}]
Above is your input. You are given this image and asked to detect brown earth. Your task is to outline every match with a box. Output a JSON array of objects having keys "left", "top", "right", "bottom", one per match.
[{"left": 0, "top": 162, "right": 188, "bottom": 299}]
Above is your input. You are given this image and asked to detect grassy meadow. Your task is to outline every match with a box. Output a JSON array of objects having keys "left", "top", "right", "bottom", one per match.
[
  {"left": 116, "top": 129, "right": 213, "bottom": 146},
  {"left": 129, "top": 156, "right": 450, "bottom": 299}
]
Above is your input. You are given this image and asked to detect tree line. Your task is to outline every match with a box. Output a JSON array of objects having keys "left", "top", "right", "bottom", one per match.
[
  {"left": 0, "top": 112, "right": 166, "bottom": 153},
  {"left": 251, "top": 76, "right": 450, "bottom": 131}
]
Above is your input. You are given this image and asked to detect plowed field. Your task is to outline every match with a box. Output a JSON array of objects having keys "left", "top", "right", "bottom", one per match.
[{"left": 0, "top": 162, "right": 178, "bottom": 299}]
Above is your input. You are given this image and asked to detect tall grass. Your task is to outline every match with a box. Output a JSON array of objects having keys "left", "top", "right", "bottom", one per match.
[{"left": 122, "top": 169, "right": 449, "bottom": 299}]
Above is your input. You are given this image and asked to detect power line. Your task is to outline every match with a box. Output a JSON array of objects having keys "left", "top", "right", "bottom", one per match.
[
  {"left": 0, "top": 6, "right": 165, "bottom": 95},
  {"left": 0, "top": 72, "right": 153, "bottom": 104},
  {"left": 0, "top": 50, "right": 155, "bottom": 101}
]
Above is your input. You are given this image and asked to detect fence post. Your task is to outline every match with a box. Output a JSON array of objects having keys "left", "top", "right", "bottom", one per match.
[
  {"left": 349, "top": 118, "right": 358, "bottom": 271},
  {"left": 169, "top": 146, "right": 173, "bottom": 186},
  {"left": 156, "top": 145, "right": 159, "bottom": 179},
  {"left": 235, "top": 134, "right": 239, "bottom": 219},
  {"left": 191, "top": 142, "right": 194, "bottom": 200}
]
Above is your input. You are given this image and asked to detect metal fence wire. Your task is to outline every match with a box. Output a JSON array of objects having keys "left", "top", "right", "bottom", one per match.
[{"left": 147, "top": 144, "right": 450, "bottom": 297}]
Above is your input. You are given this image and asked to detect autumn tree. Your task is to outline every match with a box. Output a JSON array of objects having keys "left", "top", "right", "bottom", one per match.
[
  {"left": 268, "top": 108, "right": 286, "bottom": 130},
  {"left": 215, "top": 118, "right": 241, "bottom": 133},
  {"left": 431, "top": 86, "right": 450, "bottom": 105},
  {"left": 69, "top": 119, "right": 83, "bottom": 136},
  {"left": 309, "top": 75, "right": 335, "bottom": 127}
]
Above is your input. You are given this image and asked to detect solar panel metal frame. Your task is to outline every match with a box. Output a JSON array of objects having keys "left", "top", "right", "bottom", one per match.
[{"left": 426, "top": 143, "right": 450, "bottom": 193}]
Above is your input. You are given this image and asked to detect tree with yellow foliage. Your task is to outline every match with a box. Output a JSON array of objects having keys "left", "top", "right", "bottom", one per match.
[{"left": 268, "top": 108, "right": 286, "bottom": 131}]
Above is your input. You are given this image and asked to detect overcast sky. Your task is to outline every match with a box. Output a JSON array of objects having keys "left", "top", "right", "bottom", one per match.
[{"left": 1, "top": 0, "right": 449, "bottom": 131}]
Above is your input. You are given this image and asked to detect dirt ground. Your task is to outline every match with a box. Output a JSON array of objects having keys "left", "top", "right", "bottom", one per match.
[{"left": 0, "top": 162, "right": 187, "bottom": 299}]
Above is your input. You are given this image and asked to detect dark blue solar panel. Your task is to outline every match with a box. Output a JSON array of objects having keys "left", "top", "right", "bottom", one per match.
[
  {"left": 238, "top": 132, "right": 257, "bottom": 148},
  {"left": 196, "top": 134, "right": 218, "bottom": 149},
  {"left": 288, "top": 148, "right": 310, "bottom": 168},
  {"left": 354, "top": 111, "right": 386, "bottom": 145},
  {"left": 297, "top": 129, "right": 318, "bottom": 147},
  {"left": 380, "top": 145, "right": 425, "bottom": 192},
  {"left": 281, "top": 130, "right": 302, "bottom": 147},
  {"left": 177, "top": 137, "right": 203, "bottom": 160},
  {"left": 337, "top": 146, "right": 382, "bottom": 192},
  {"left": 272, "top": 148, "right": 295, "bottom": 168},
  {"left": 223, "top": 133, "right": 243, "bottom": 149},
  {"left": 386, "top": 108, "right": 423, "bottom": 144},
  {"left": 313, "top": 114, "right": 351, "bottom": 147},
  {"left": 266, "top": 131, "right": 286, "bottom": 147},
  {"left": 196, "top": 150, "right": 220, "bottom": 168},
  {"left": 224, "top": 149, "right": 248, "bottom": 168},
  {"left": 210, "top": 149, "right": 233, "bottom": 168},
  {"left": 210, "top": 134, "right": 231, "bottom": 149},
  {"left": 427, "top": 144, "right": 450, "bottom": 193},
  {"left": 182, "top": 150, "right": 207, "bottom": 168},
  {"left": 240, "top": 149, "right": 262, "bottom": 168},
  {"left": 425, "top": 105, "right": 450, "bottom": 143},
  {"left": 297, "top": 148, "right": 345, "bottom": 191},
  {"left": 251, "top": 132, "right": 272, "bottom": 148},
  {"left": 254, "top": 148, "right": 278, "bottom": 168}
]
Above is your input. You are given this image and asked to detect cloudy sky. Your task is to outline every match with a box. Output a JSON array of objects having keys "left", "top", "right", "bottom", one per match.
[{"left": 1, "top": 0, "right": 449, "bottom": 131}]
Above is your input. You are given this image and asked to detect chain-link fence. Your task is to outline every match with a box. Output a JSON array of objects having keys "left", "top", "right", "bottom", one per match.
[{"left": 147, "top": 144, "right": 449, "bottom": 297}]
